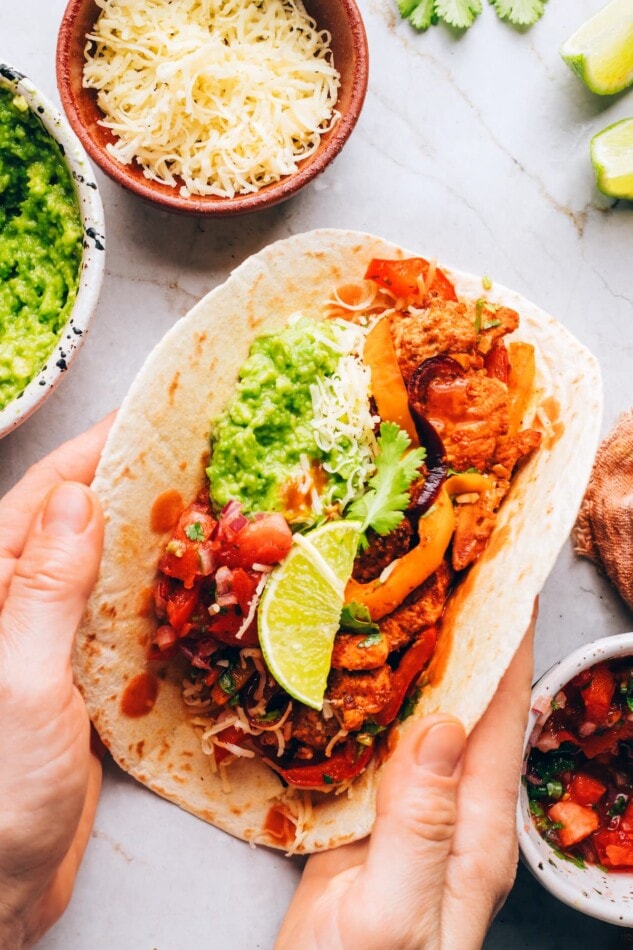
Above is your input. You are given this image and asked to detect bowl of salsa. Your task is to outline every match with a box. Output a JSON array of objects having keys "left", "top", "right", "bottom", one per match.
[
  {"left": 0, "top": 63, "right": 105, "bottom": 439},
  {"left": 518, "top": 633, "right": 633, "bottom": 927}
]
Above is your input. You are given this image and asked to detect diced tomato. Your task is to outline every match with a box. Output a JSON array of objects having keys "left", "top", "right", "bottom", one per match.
[
  {"left": 568, "top": 772, "right": 607, "bottom": 806},
  {"left": 364, "top": 258, "right": 457, "bottom": 305},
  {"left": 484, "top": 343, "right": 509, "bottom": 384},
  {"left": 218, "top": 513, "right": 292, "bottom": 569},
  {"left": 279, "top": 738, "right": 374, "bottom": 788},
  {"left": 158, "top": 501, "right": 217, "bottom": 588},
  {"left": 580, "top": 720, "right": 633, "bottom": 759},
  {"left": 374, "top": 628, "right": 437, "bottom": 727},
  {"left": 208, "top": 608, "right": 259, "bottom": 648},
  {"left": 231, "top": 568, "right": 260, "bottom": 615},
  {"left": 165, "top": 582, "right": 201, "bottom": 634},
  {"left": 593, "top": 828, "right": 633, "bottom": 868},
  {"left": 581, "top": 663, "right": 616, "bottom": 727},
  {"left": 548, "top": 801, "right": 599, "bottom": 848}
]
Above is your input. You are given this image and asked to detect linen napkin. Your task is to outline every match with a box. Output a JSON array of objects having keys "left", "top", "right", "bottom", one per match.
[{"left": 573, "top": 410, "right": 633, "bottom": 612}]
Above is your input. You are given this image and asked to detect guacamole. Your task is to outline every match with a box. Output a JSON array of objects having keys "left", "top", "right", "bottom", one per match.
[
  {"left": 0, "top": 86, "right": 83, "bottom": 411},
  {"left": 208, "top": 317, "right": 368, "bottom": 516}
]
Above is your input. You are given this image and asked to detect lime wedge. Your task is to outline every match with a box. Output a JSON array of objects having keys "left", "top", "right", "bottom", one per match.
[
  {"left": 591, "top": 118, "right": 633, "bottom": 200},
  {"left": 561, "top": 0, "right": 633, "bottom": 95},
  {"left": 258, "top": 521, "right": 360, "bottom": 710}
]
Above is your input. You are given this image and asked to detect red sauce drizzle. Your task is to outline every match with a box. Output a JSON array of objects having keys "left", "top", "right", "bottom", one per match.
[
  {"left": 263, "top": 804, "right": 297, "bottom": 847},
  {"left": 150, "top": 489, "right": 184, "bottom": 533},
  {"left": 120, "top": 672, "right": 159, "bottom": 718}
]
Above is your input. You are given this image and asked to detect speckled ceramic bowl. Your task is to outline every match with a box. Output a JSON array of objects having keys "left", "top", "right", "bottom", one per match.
[
  {"left": 518, "top": 633, "right": 633, "bottom": 927},
  {"left": 56, "top": 0, "right": 368, "bottom": 216},
  {"left": 0, "top": 63, "right": 105, "bottom": 440}
]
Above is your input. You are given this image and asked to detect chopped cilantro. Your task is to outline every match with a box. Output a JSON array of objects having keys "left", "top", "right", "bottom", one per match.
[
  {"left": 363, "top": 720, "right": 387, "bottom": 737},
  {"left": 359, "top": 632, "right": 384, "bottom": 649},
  {"left": 340, "top": 602, "right": 380, "bottom": 636},
  {"left": 399, "top": 687, "right": 422, "bottom": 721},
  {"left": 356, "top": 734, "right": 374, "bottom": 746},
  {"left": 323, "top": 773, "right": 334, "bottom": 784},
  {"left": 185, "top": 521, "right": 205, "bottom": 541},
  {"left": 435, "top": 0, "right": 481, "bottom": 28},
  {"left": 483, "top": 319, "right": 502, "bottom": 330},
  {"left": 219, "top": 670, "right": 236, "bottom": 695},
  {"left": 346, "top": 422, "right": 425, "bottom": 549},
  {"left": 609, "top": 794, "right": 628, "bottom": 817}
]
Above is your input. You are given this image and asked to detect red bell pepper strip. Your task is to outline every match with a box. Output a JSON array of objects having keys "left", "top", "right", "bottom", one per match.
[
  {"left": 213, "top": 724, "right": 248, "bottom": 765},
  {"left": 484, "top": 343, "right": 509, "bottom": 384},
  {"left": 279, "top": 738, "right": 374, "bottom": 788},
  {"left": 581, "top": 663, "right": 615, "bottom": 726},
  {"left": 374, "top": 627, "right": 437, "bottom": 727},
  {"left": 365, "top": 258, "right": 457, "bottom": 305}
]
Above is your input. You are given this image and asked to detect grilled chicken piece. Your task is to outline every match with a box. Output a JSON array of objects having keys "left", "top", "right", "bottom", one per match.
[
  {"left": 292, "top": 706, "right": 340, "bottom": 751},
  {"left": 390, "top": 299, "right": 478, "bottom": 384},
  {"left": 451, "top": 498, "right": 498, "bottom": 571},
  {"left": 331, "top": 631, "right": 390, "bottom": 671},
  {"left": 328, "top": 667, "right": 393, "bottom": 732},
  {"left": 424, "top": 373, "right": 509, "bottom": 473},
  {"left": 352, "top": 519, "right": 413, "bottom": 584},
  {"left": 380, "top": 560, "right": 452, "bottom": 653},
  {"left": 474, "top": 302, "right": 519, "bottom": 356}
]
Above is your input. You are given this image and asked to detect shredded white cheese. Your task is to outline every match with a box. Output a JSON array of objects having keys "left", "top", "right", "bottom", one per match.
[{"left": 83, "top": 0, "right": 341, "bottom": 198}]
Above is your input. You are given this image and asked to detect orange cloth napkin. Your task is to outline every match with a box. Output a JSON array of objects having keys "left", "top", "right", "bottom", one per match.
[{"left": 574, "top": 410, "right": 633, "bottom": 612}]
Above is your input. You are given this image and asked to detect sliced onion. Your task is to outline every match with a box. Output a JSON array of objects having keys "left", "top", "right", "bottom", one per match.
[{"left": 215, "top": 565, "right": 233, "bottom": 595}]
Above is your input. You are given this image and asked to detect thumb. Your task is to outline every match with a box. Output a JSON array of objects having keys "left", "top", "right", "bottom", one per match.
[
  {"left": 1, "top": 482, "right": 103, "bottom": 679},
  {"left": 359, "top": 716, "right": 466, "bottom": 945}
]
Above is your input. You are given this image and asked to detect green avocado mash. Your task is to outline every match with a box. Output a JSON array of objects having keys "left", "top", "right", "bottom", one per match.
[
  {"left": 0, "top": 86, "right": 83, "bottom": 411},
  {"left": 208, "top": 317, "right": 354, "bottom": 515}
]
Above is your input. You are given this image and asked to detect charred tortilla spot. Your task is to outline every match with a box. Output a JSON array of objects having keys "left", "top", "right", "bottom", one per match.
[{"left": 168, "top": 371, "right": 180, "bottom": 404}]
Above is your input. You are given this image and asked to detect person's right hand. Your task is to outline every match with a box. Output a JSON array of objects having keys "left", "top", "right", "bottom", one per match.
[
  {"left": 0, "top": 417, "right": 112, "bottom": 948},
  {"left": 278, "top": 605, "right": 537, "bottom": 950}
]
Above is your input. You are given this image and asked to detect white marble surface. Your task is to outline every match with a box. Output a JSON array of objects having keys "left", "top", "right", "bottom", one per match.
[{"left": 2, "top": 1, "right": 633, "bottom": 947}]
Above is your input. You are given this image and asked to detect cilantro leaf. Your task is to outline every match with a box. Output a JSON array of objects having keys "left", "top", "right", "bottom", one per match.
[
  {"left": 435, "top": 0, "right": 482, "bottom": 28},
  {"left": 409, "top": 0, "right": 436, "bottom": 30},
  {"left": 346, "top": 422, "right": 426, "bottom": 548},
  {"left": 340, "top": 602, "right": 380, "bottom": 636},
  {"left": 489, "top": 0, "right": 546, "bottom": 26},
  {"left": 185, "top": 521, "right": 205, "bottom": 541}
]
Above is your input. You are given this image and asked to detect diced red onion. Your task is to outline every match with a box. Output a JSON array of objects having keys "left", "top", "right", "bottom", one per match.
[
  {"left": 216, "top": 592, "right": 238, "bottom": 607},
  {"left": 579, "top": 721, "right": 597, "bottom": 737},
  {"left": 155, "top": 624, "right": 177, "bottom": 650},
  {"left": 198, "top": 546, "right": 215, "bottom": 575},
  {"left": 215, "top": 566, "right": 233, "bottom": 595}
]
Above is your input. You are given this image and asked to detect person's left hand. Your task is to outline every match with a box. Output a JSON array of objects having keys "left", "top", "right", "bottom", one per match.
[{"left": 0, "top": 417, "right": 112, "bottom": 948}]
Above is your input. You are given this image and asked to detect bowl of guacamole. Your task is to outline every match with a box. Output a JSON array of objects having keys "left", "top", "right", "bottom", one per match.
[{"left": 0, "top": 63, "right": 105, "bottom": 439}]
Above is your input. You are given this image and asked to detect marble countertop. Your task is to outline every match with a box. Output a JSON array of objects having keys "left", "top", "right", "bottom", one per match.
[{"left": 2, "top": 0, "right": 633, "bottom": 946}]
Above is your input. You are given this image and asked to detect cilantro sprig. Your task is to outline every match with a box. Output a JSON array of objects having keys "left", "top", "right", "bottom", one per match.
[
  {"left": 398, "top": 0, "right": 547, "bottom": 32},
  {"left": 345, "top": 422, "right": 426, "bottom": 549}
]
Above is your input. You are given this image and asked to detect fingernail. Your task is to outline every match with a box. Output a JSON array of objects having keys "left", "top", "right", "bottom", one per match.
[
  {"left": 415, "top": 720, "right": 465, "bottom": 776},
  {"left": 42, "top": 483, "right": 93, "bottom": 536}
]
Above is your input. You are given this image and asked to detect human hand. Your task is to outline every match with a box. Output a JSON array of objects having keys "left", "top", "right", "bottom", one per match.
[
  {"left": 0, "top": 417, "right": 113, "bottom": 948},
  {"left": 277, "top": 606, "right": 537, "bottom": 950}
]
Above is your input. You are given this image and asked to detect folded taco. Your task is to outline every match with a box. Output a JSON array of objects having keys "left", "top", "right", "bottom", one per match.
[{"left": 75, "top": 230, "right": 602, "bottom": 853}]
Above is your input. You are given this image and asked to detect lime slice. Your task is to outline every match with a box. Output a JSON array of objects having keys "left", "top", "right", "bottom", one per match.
[
  {"left": 561, "top": 0, "right": 633, "bottom": 95},
  {"left": 591, "top": 118, "right": 633, "bottom": 200},
  {"left": 258, "top": 521, "right": 360, "bottom": 710}
]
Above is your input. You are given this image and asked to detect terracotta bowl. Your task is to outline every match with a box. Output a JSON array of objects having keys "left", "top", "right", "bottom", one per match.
[
  {"left": 517, "top": 633, "right": 633, "bottom": 927},
  {"left": 56, "top": 0, "right": 369, "bottom": 216},
  {"left": 0, "top": 63, "right": 105, "bottom": 440}
]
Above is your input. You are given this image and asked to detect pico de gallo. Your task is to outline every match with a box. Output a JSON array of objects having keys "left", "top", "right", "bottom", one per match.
[
  {"left": 526, "top": 657, "right": 633, "bottom": 870},
  {"left": 150, "top": 255, "right": 541, "bottom": 791}
]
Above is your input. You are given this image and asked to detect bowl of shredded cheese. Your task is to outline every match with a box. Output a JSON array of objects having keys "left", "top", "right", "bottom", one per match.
[{"left": 56, "top": 0, "right": 368, "bottom": 215}]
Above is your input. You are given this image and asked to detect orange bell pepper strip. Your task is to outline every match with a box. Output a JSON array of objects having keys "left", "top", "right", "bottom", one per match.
[
  {"left": 344, "top": 488, "right": 456, "bottom": 621},
  {"left": 444, "top": 473, "right": 492, "bottom": 498},
  {"left": 363, "top": 317, "right": 418, "bottom": 444},
  {"left": 507, "top": 342, "right": 536, "bottom": 434}
]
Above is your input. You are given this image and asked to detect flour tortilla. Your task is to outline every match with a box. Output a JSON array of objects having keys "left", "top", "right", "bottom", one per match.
[{"left": 75, "top": 229, "right": 602, "bottom": 852}]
